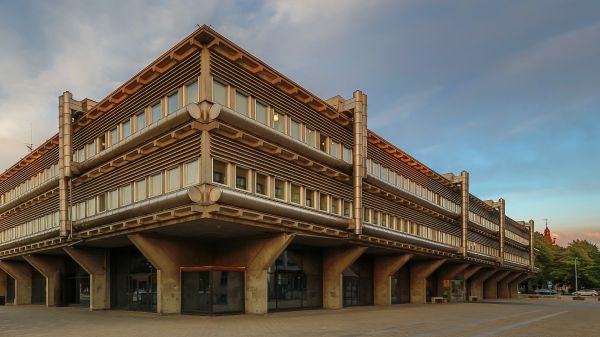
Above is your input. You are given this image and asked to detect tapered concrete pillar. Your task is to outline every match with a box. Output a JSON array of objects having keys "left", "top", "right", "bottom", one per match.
[
  {"left": 409, "top": 259, "right": 446, "bottom": 304},
  {"left": 63, "top": 247, "right": 109, "bottom": 310},
  {"left": 374, "top": 254, "right": 412, "bottom": 305},
  {"left": 484, "top": 270, "right": 510, "bottom": 299},
  {"left": 323, "top": 246, "right": 367, "bottom": 309},
  {"left": 463, "top": 265, "right": 483, "bottom": 281},
  {"left": 469, "top": 268, "right": 497, "bottom": 300},
  {"left": 510, "top": 273, "right": 529, "bottom": 298},
  {"left": 23, "top": 255, "right": 64, "bottom": 307},
  {"left": 498, "top": 272, "right": 521, "bottom": 298},
  {"left": 0, "top": 269, "right": 7, "bottom": 299},
  {"left": 0, "top": 260, "right": 32, "bottom": 305},
  {"left": 436, "top": 263, "right": 468, "bottom": 302}
]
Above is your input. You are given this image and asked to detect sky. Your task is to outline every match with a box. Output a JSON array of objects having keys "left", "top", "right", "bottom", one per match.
[{"left": 0, "top": 0, "right": 599, "bottom": 245}]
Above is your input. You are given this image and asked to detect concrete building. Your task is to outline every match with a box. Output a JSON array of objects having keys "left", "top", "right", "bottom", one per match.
[{"left": 0, "top": 26, "right": 533, "bottom": 315}]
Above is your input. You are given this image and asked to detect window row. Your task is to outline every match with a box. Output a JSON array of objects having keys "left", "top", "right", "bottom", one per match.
[
  {"left": 468, "top": 211, "right": 499, "bottom": 232},
  {"left": 73, "top": 78, "right": 200, "bottom": 163},
  {"left": 363, "top": 207, "right": 461, "bottom": 247},
  {"left": 212, "top": 78, "right": 353, "bottom": 164},
  {"left": 467, "top": 241, "right": 499, "bottom": 257},
  {"left": 71, "top": 159, "right": 200, "bottom": 221},
  {"left": 366, "top": 159, "right": 460, "bottom": 214},
  {"left": 504, "top": 252, "right": 529, "bottom": 265},
  {"left": 211, "top": 157, "right": 351, "bottom": 218},
  {"left": 0, "top": 211, "right": 59, "bottom": 244},
  {"left": 0, "top": 163, "right": 60, "bottom": 207},
  {"left": 505, "top": 230, "right": 529, "bottom": 246}
]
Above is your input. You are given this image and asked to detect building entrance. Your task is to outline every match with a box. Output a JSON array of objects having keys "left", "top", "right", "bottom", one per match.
[
  {"left": 391, "top": 264, "right": 410, "bottom": 304},
  {"left": 181, "top": 269, "right": 244, "bottom": 315},
  {"left": 111, "top": 246, "right": 157, "bottom": 312},
  {"left": 64, "top": 256, "right": 90, "bottom": 306},
  {"left": 342, "top": 256, "right": 373, "bottom": 307},
  {"left": 450, "top": 279, "right": 466, "bottom": 302}
]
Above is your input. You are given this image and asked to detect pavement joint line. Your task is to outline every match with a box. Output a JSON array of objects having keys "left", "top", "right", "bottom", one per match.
[{"left": 467, "top": 310, "right": 569, "bottom": 337}]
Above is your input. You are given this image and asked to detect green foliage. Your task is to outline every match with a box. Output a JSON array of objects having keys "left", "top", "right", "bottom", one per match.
[{"left": 533, "top": 234, "right": 600, "bottom": 290}]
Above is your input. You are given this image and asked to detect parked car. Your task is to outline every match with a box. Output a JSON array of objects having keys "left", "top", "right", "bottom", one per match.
[
  {"left": 534, "top": 288, "right": 558, "bottom": 295},
  {"left": 572, "top": 289, "right": 598, "bottom": 296}
]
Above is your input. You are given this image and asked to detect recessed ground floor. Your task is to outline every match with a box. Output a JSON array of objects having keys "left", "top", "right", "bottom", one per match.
[{"left": 1, "top": 297, "right": 598, "bottom": 337}]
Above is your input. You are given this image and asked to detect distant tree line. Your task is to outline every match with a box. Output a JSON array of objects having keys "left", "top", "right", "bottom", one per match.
[{"left": 531, "top": 232, "right": 600, "bottom": 292}]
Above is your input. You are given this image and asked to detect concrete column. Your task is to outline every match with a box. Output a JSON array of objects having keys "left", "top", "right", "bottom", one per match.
[
  {"left": 484, "top": 270, "right": 510, "bottom": 299},
  {"left": 498, "top": 272, "right": 521, "bottom": 298},
  {"left": 409, "top": 259, "right": 446, "bottom": 304},
  {"left": 510, "top": 273, "right": 529, "bottom": 298},
  {"left": 469, "top": 268, "right": 497, "bottom": 299},
  {"left": 322, "top": 246, "right": 367, "bottom": 309},
  {"left": 373, "top": 254, "right": 412, "bottom": 305},
  {"left": 463, "top": 265, "right": 483, "bottom": 281},
  {"left": 63, "top": 247, "right": 109, "bottom": 310},
  {"left": 436, "top": 263, "right": 468, "bottom": 302},
  {"left": 23, "top": 255, "right": 64, "bottom": 307},
  {"left": 0, "top": 269, "right": 7, "bottom": 299},
  {"left": 0, "top": 260, "right": 32, "bottom": 305}
]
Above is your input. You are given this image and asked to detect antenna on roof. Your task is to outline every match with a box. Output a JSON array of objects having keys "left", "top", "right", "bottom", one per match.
[{"left": 25, "top": 123, "right": 33, "bottom": 152}]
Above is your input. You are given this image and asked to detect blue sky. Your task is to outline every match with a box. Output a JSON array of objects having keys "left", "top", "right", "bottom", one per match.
[{"left": 0, "top": 0, "right": 598, "bottom": 244}]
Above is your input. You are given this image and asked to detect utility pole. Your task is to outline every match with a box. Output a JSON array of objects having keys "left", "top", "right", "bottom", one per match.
[{"left": 574, "top": 257, "right": 579, "bottom": 293}]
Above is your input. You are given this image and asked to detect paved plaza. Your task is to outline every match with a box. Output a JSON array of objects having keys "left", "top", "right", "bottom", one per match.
[{"left": 1, "top": 297, "right": 598, "bottom": 337}]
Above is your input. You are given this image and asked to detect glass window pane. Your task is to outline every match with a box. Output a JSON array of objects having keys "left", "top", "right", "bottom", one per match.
[
  {"left": 290, "top": 120, "right": 300, "bottom": 140},
  {"left": 343, "top": 201, "right": 351, "bottom": 217},
  {"left": 256, "top": 173, "right": 268, "bottom": 196},
  {"left": 331, "top": 197, "right": 340, "bottom": 215},
  {"left": 122, "top": 120, "right": 131, "bottom": 139},
  {"left": 213, "top": 80, "right": 227, "bottom": 106},
  {"left": 135, "top": 179, "right": 146, "bottom": 202},
  {"left": 273, "top": 113, "right": 284, "bottom": 132},
  {"left": 331, "top": 141, "right": 339, "bottom": 158},
  {"left": 319, "top": 134, "right": 327, "bottom": 152},
  {"left": 186, "top": 81, "right": 198, "bottom": 104},
  {"left": 255, "top": 102, "right": 268, "bottom": 125},
  {"left": 111, "top": 128, "right": 119, "bottom": 146},
  {"left": 168, "top": 92, "right": 179, "bottom": 114},
  {"left": 319, "top": 194, "right": 328, "bottom": 212},
  {"left": 150, "top": 173, "right": 163, "bottom": 197},
  {"left": 151, "top": 102, "right": 162, "bottom": 123},
  {"left": 235, "top": 92, "right": 248, "bottom": 116},
  {"left": 290, "top": 184, "right": 301, "bottom": 204},
  {"left": 305, "top": 189, "right": 314, "bottom": 207},
  {"left": 98, "top": 193, "right": 107, "bottom": 213},
  {"left": 109, "top": 189, "right": 118, "bottom": 210},
  {"left": 88, "top": 142, "right": 95, "bottom": 159},
  {"left": 167, "top": 167, "right": 181, "bottom": 192},
  {"left": 213, "top": 160, "right": 227, "bottom": 185},
  {"left": 274, "top": 179, "right": 285, "bottom": 200},
  {"left": 184, "top": 160, "right": 199, "bottom": 186},
  {"left": 120, "top": 184, "right": 132, "bottom": 206},
  {"left": 306, "top": 128, "right": 315, "bottom": 147},
  {"left": 136, "top": 112, "right": 146, "bottom": 132},
  {"left": 235, "top": 167, "right": 248, "bottom": 190}
]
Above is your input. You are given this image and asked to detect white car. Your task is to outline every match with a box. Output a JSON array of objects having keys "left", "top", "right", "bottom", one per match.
[{"left": 572, "top": 289, "right": 598, "bottom": 296}]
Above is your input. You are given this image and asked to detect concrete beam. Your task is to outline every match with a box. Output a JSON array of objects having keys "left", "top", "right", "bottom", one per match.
[
  {"left": 323, "top": 246, "right": 368, "bottom": 309},
  {"left": 63, "top": 247, "right": 109, "bottom": 310},
  {"left": 463, "top": 265, "right": 483, "bottom": 281},
  {"left": 0, "top": 260, "right": 32, "bottom": 305},
  {"left": 23, "top": 255, "right": 64, "bottom": 307},
  {"left": 498, "top": 272, "right": 522, "bottom": 298},
  {"left": 410, "top": 259, "right": 446, "bottom": 304},
  {"left": 469, "top": 268, "right": 497, "bottom": 300},
  {"left": 484, "top": 270, "right": 511, "bottom": 299},
  {"left": 373, "top": 254, "right": 412, "bottom": 306},
  {"left": 436, "top": 263, "right": 468, "bottom": 302}
]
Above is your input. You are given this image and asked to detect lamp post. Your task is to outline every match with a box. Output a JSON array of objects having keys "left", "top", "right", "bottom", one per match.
[{"left": 574, "top": 257, "right": 579, "bottom": 293}]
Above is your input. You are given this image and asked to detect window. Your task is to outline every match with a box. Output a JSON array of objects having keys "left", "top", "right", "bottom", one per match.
[
  {"left": 371, "top": 161, "right": 379, "bottom": 176},
  {"left": 343, "top": 201, "right": 351, "bottom": 217},
  {"left": 290, "top": 184, "right": 301, "bottom": 204},
  {"left": 110, "top": 127, "right": 119, "bottom": 146},
  {"left": 331, "top": 141, "right": 340, "bottom": 159},
  {"left": 166, "top": 166, "right": 181, "bottom": 192},
  {"left": 343, "top": 147, "right": 352, "bottom": 163},
  {"left": 319, "top": 134, "right": 327, "bottom": 153},
  {"left": 77, "top": 202, "right": 86, "bottom": 219},
  {"left": 213, "top": 80, "right": 227, "bottom": 106},
  {"left": 235, "top": 92, "right": 249, "bottom": 116},
  {"left": 235, "top": 166, "right": 249, "bottom": 190},
  {"left": 363, "top": 208, "right": 371, "bottom": 223},
  {"left": 151, "top": 102, "right": 162, "bottom": 123},
  {"left": 256, "top": 173, "right": 268, "bottom": 195},
  {"left": 274, "top": 179, "right": 285, "bottom": 200},
  {"left": 273, "top": 112, "right": 284, "bottom": 132},
  {"left": 381, "top": 214, "right": 387, "bottom": 227},
  {"left": 186, "top": 81, "right": 199, "bottom": 104},
  {"left": 120, "top": 184, "right": 132, "bottom": 206},
  {"left": 331, "top": 197, "right": 340, "bottom": 215},
  {"left": 212, "top": 160, "right": 228, "bottom": 185},
  {"left": 87, "top": 141, "right": 96, "bottom": 159},
  {"left": 319, "top": 193, "right": 328, "bottom": 212},
  {"left": 306, "top": 128, "right": 316, "bottom": 147},
  {"left": 109, "top": 189, "right": 118, "bottom": 210},
  {"left": 168, "top": 92, "right": 179, "bottom": 114},
  {"left": 77, "top": 148, "right": 85, "bottom": 162},
  {"left": 373, "top": 211, "right": 380, "bottom": 225},
  {"left": 136, "top": 111, "right": 146, "bottom": 132},
  {"left": 255, "top": 102, "right": 268, "bottom": 125},
  {"left": 381, "top": 167, "right": 387, "bottom": 181},
  {"left": 149, "top": 173, "right": 163, "bottom": 197},
  {"left": 98, "top": 134, "right": 106, "bottom": 153},
  {"left": 134, "top": 179, "right": 147, "bottom": 202},
  {"left": 184, "top": 160, "right": 199, "bottom": 186},
  {"left": 86, "top": 198, "right": 96, "bottom": 217},
  {"left": 122, "top": 120, "right": 132, "bottom": 139},
  {"left": 305, "top": 189, "right": 315, "bottom": 208},
  {"left": 290, "top": 119, "right": 300, "bottom": 140},
  {"left": 97, "top": 193, "right": 107, "bottom": 213}
]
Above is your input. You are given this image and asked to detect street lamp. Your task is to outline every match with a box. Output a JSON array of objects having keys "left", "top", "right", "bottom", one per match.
[{"left": 574, "top": 257, "right": 579, "bottom": 293}]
